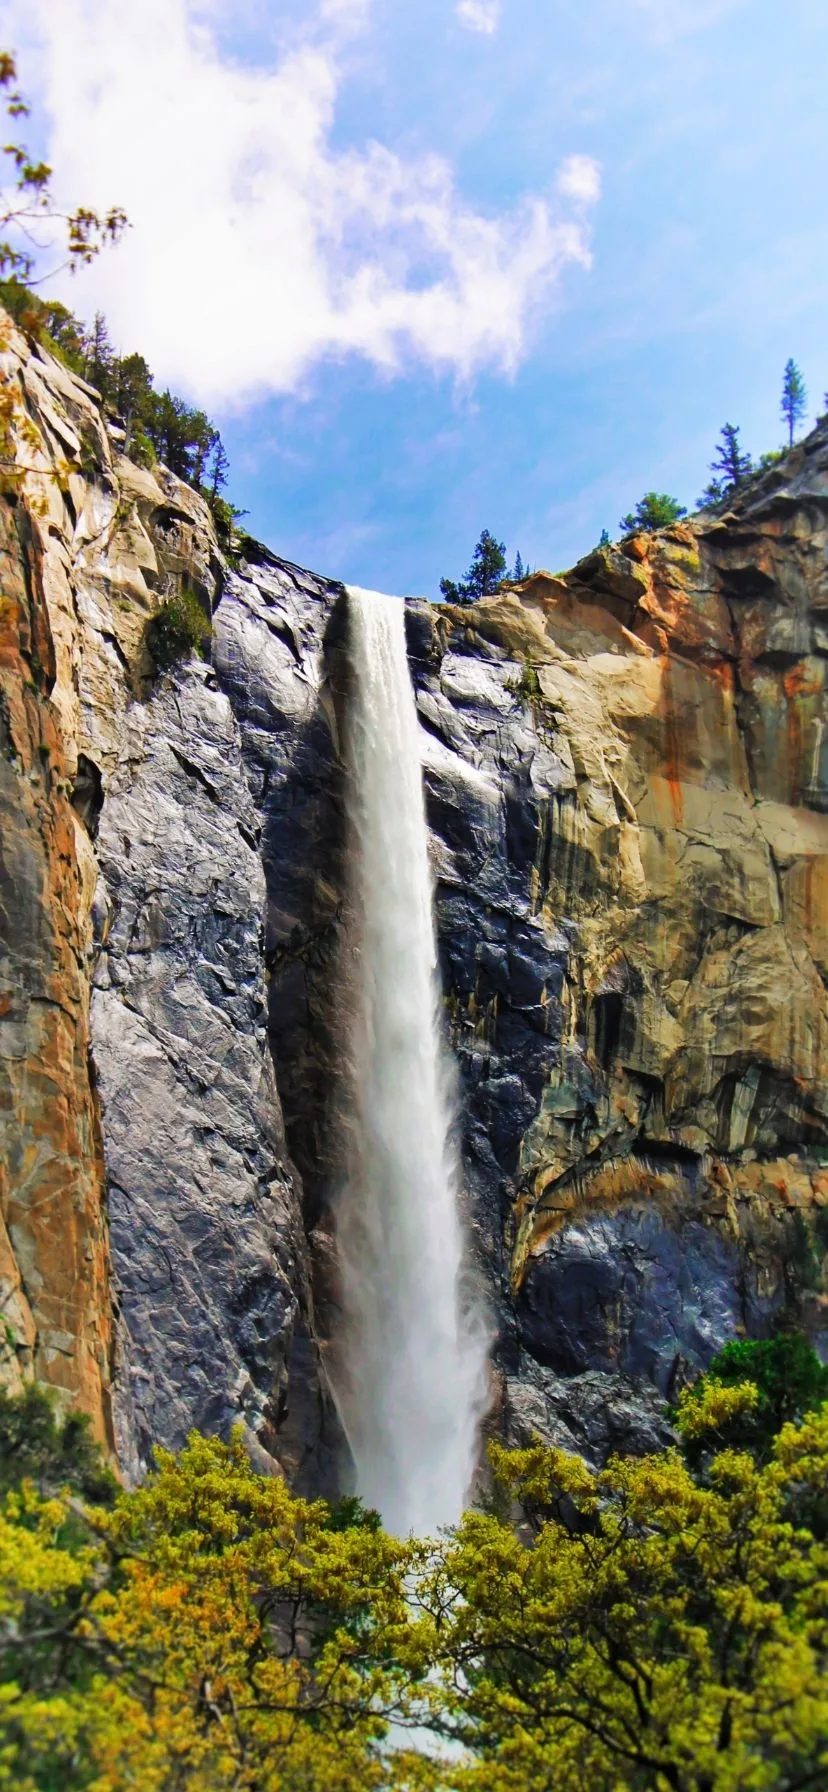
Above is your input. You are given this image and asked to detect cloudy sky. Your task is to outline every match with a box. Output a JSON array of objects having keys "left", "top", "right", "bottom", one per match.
[{"left": 7, "top": 0, "right": 827, "bottom": 592}]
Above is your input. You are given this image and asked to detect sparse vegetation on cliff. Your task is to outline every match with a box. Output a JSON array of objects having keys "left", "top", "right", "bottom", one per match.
[
  {"left": 0, "top": 277, "right": 240, "bottom": 545},
  {"left": 0, "top": 51, "right": 246, "bottom": 560},
  {"left": 145, "top": 584, "right": 214, "bottom": 671}
]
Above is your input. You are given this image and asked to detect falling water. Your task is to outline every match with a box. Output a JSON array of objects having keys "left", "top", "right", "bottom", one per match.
[{"left": 332, "top": 587, "right": 489, "bottom": 1538}]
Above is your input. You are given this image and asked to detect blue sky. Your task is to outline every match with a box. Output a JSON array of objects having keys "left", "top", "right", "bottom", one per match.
[{"left": 9, "top": 0, "right": 828, "bottom": 593}]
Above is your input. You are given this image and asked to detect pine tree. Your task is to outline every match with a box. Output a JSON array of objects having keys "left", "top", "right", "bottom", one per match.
[
  {"left": 115, "top": 352, "right": 153, "bottom": 456},
  {"left": 699, "top": 422, "right": 752, "bottom": 508},
  {"left": 440, "top": 530, "right": 507, "bottom": 604},
  {"left": 598, "top": 528, "right": 611, "bottom": 547},
  {"left": 619, "top": 492, "right": 687, "bottom": 535},
  {"left": 512, "top": 550, "right": 524, "bottom": 581},
  {"left": 781, "top": 358, "right": 806, "bottom": 447},
  {"left": 714, "top": 421, "right": 752, "bottom": 487},
  {"left": 84, "top": 311, "right": 115, "bottom": 402},
  {"left": 208, "top": 437, "right": 230, "bottom": 499}
]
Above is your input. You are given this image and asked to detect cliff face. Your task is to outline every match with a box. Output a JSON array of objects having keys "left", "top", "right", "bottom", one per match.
[
  {"left": 0, "top": 317, "right": 326, "bottom": 1478},
  {"left": 1, "top": 307, "right": 826, "bottom": 1481},
  {"left": 407, "top": 458, "right": 828, "bottom": 1458},
  {"left": 0, "top": 365, "right": 111, "bottom": 1440}
]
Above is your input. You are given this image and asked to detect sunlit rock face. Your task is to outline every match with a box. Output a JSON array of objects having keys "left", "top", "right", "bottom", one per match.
[
  {"left": 1, "top": 301, "right": 826, "bottom": 1483},
  {"left": 0, "top": 344, "right": 112, "bottom": 1443},
  {"left": 0, "top": 314, "right": 315, "bottom": 1479},
  {"left": 407, "top": 440, "right": 828, "bottom": 1460}
]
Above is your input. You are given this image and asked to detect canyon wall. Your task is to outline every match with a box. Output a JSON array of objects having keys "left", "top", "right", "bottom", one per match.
[{"left": 1, "top": 309, "right": 826, "bottom": 1480}]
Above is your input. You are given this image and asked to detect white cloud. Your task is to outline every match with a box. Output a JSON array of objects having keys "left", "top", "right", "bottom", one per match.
[
  {"left": 557, "top": 155, "right": 602, "bottom": 206},
  {"left": 9, "top": 0, "right": 599, "bottom": 407},
  {"left": 456, "top": 0, "right": 501, "bottom": 34}
]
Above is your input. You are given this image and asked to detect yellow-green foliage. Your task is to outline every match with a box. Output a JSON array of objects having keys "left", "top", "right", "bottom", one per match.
[
  {"left": 1, "top": 1406, "right": 826, "bottom": 1790},
  {"left": 416, "top": 1421, "right": 828, "bottom": 1791},
  {"left": 674, "top": 1376, "right": 760, "bottom": 1442},
  {"left": 0, "top": 1431, "right": 423, "bottom": 1791}
]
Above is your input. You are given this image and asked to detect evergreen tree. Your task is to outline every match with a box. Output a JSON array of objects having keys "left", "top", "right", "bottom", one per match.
[
  {"left": 512, "top": 550, "right": 525, "bottom": 581},
  {"left": 598, "top": 527, "right": 611, "bottom": 547},
  {"left": 115, "top": 351, "right": 154, "bottom": 456},
  {"left": 0, "top": 1384, "right": 116, "bottom": 1502},
  {"left": 699, "top": 421, "right": 752, "bottom": 508},
  {"left": 208, "top": 436, "right": 230, "bottom": 499},
  {"left": 440, "top": 529, "right": 507, "bottom": 604},
  {"left": 84, "top": 310, "right": 115, "bottom": 400},
  {"left": 781, "top": 357, "right": 807, "bottom": 446},
  {"left": 619, "top": 492, "right": 687, "bottom": 535}
]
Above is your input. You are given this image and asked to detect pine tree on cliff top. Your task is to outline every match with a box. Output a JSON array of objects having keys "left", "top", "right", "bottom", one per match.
[
  {"left": 619, "top": 491, "right": 686, "bottom": 535},
  {"left": 440, "top": 529, "right": 507, "bottom": 603},
  {"left": 781, "top": 357, "right": 807, "bottom": 446},
  {"left": 699, "top": 421, "right": 752, "bottom": 507}
]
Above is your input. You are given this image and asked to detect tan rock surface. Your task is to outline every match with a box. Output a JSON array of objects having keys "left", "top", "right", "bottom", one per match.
[
  {"left": 0, "top": 311, "right": 220, "bottom": 1443},
  {"left": 430, "top": 439, "right": 828, "bottom": 1370}
]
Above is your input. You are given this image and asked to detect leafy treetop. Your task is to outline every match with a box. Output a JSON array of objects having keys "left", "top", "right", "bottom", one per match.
[
  {"left": 416, "top": 1406, "right": 828, "bottom": 1792},
  {"left": 674, "top": 1329, "right": 828, "bottom": 1466},
  {"left": 0, "top": 53, "right": 126, "bottom": 285},
  {"left": 0, "top": 1349, "right": 826, "bottom": 1792}
]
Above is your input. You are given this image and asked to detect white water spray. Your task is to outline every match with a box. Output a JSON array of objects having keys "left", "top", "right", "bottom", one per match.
[{"left": 332, "top": 587, "right": 489, "bottom": 1538}]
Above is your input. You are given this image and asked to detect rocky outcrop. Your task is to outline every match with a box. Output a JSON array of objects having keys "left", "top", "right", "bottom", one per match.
[{"left": 1, "top": 302, "right": 826, "bottom": 1483}]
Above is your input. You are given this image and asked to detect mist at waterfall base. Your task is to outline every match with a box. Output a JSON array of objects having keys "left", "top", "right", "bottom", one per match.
[{"left": 331, "top": 587, "right": 490, "bottom": 1539}]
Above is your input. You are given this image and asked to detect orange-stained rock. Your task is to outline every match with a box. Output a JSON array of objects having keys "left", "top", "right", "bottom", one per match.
[
  {"left": 0, "top": 310, "right": 222, "bottom": 1449},
  {"left": 0, "top": 402, "right": 112, "bottom": 1441},
  {"left": 419, "top": 428, "right": 828, "bottom": 1385}
]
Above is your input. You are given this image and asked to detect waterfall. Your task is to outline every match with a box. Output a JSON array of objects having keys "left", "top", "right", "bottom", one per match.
[{"left": 332, "top": 587, "right": 489, "bottom": 1538}]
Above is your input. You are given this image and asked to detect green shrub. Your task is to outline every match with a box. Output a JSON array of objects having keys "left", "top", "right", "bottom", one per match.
[
  {"left": 0, "top": 1383, "right": 116, "bottom": 1503},
  {"left": 146, "top": 585, "right": 212, "bottom": 670},
  {"left": 506, "top": 652, "right": 542, "bottom": 704},
  {"left": 675, "top": 1329, "right": 828, "bottom": 1465}
]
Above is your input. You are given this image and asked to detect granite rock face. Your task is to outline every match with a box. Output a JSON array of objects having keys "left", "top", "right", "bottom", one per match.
[
  {"left": 0, "top": 388, "right": 111, "bottom": 1439},
  {"left": 90, "top": 665, "right": 307, "bottom": 1479},
  {"left": 0, "top": 316, "right": 316, "bottom": 1475},
  {"left": 405, "top": 435, "right": 828, "bottom": 1449},
  {"left": 1, "top": 304, "right": 827, "bottom": 1482}
]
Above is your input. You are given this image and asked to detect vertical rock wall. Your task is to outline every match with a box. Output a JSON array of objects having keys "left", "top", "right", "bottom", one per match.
[
  {"left": 1, "top": 307, "right": 826, "bottom": 1484},
  {"left": 0, "top": 327, "right": 117, "bottom": 1437},
  {"left": 405, "top": 434, "right": 828, "bottom": 1459},
  {"left": 0, "top": 316, "right": 323, "bottom": 1477}
]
